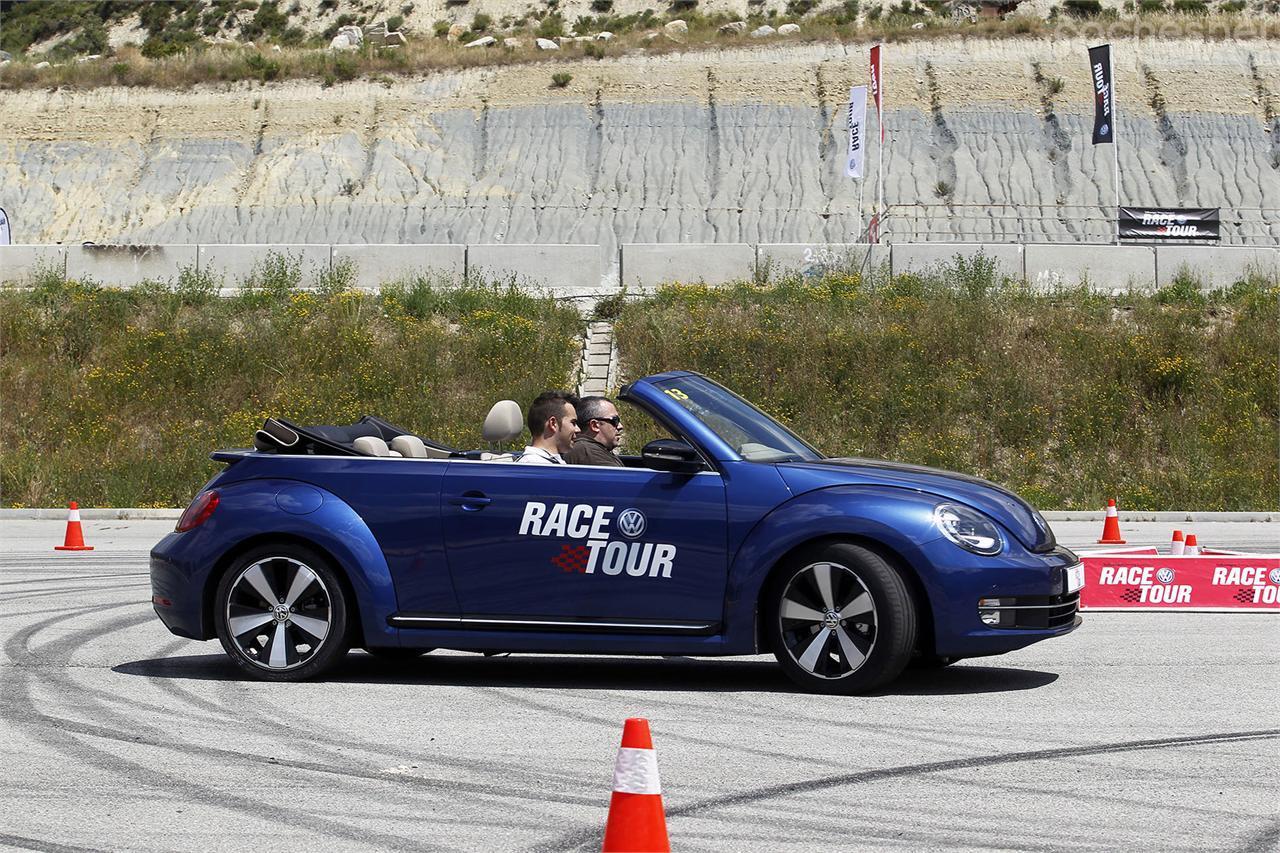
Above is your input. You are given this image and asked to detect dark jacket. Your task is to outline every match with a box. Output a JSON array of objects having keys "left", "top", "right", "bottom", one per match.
[{"left": 565, "top": 436, "right": 623, "bottom": 467}]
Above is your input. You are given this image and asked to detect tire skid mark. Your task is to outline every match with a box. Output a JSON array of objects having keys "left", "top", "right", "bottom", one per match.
[
  {"left": 2, "top": 582, "right": 149, "bottom": 601},
  {"left": 533, "top": 728, "right": 1280, "bottom": 852},
  {"left": 0, "top": 572, "right": 148, "bottom": 587},
  {"left": 5, "top": 598, "right": 597, "bottom": 812},
  {"left": 0, "top": 832, "right": 104, "bottom": 853},
  {"left": 2, "top": 610, "right": 454, "bottom": 849},
  {"left": 475, "top": 685, "right": 855, "bottom": 770}
]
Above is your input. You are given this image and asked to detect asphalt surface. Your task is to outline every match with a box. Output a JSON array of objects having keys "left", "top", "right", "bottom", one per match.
[{"left": 1, "top": 520, "right": 1278, "bottom": 852}]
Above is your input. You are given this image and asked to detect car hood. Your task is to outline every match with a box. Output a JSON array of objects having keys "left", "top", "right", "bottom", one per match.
[{"left": 778, "top": 457, "right": 1055, "bottom": 552}]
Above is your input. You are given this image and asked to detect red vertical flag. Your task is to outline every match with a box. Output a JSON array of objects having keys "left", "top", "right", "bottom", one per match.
[{"left": 869, "top": 44, "right": 884, "bottom": 142}]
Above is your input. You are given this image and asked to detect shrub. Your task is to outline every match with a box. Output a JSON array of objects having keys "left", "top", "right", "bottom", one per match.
[
  {"left": 0, "top": 275, "right": 581, "bottom": 506},
  {"left": 592, "top": 0, "right": 615, "bottom": 10},
  {"left": 245, "top": 52, "right": 281, "bottom": 81},
  {"left": 1173, "top": 0, "right": 1208, "bottom": 11},
  {"left": 434, "top": 19, "right": 452, "bottom": 37},
  {"left": 537, "top": 12, "right": 566, "bottom": 36},
  {"left": 1062, "top": 0, "right": 1103, "bottom": 15},
  {"left": 1139, "top": 0, "right": 1165, "bottom": 10},
  {"left": 386, "top": 14, "right": 404, "bottom": 30},
  {"left": 613, "top": 265, "right": 1278, "bottom": 510},
  {"left": 551, "top": 71, "right": 572, "bottom": 87}
]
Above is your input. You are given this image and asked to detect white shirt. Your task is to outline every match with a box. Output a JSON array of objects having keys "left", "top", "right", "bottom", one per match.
[{"left": 516, "top": 445, "right": 566, "bottom": 465}]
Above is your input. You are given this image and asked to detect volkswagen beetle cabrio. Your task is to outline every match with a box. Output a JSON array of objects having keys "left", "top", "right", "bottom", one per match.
[{"left": 150, "top": 371, "right": 1083, "bottom": 694}]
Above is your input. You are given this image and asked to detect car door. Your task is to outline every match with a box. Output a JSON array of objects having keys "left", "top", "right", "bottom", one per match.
[{"left": 439, "top": 459, "right": 729, "bottom": 628}]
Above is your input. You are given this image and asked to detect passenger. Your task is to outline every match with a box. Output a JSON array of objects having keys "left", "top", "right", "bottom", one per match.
[
  {"left": 565, "top": 396, "right": 624, "bottom": 467},
  {"left": 516, "top": 390, "right": 581, "bottom": 465}
]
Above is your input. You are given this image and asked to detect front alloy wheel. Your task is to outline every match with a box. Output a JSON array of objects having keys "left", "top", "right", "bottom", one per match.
[
  {"left": 767, "top": 542, "right": 916, "bottom": 694},
  {"left": 214, "top": 545, "right": 349, "bottom": 681}
]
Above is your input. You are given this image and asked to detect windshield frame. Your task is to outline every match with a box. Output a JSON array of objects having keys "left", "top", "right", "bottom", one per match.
[{"left": 647, "top": 375, "right": 824, "bottom": 464}]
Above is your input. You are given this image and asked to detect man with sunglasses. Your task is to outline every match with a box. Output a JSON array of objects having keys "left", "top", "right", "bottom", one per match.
[
  {"left": 565, "top": 396, "right": 624, "bottom": 467},
  {"left": 516, "top": 390, "right": 581, "bottom": 465}
]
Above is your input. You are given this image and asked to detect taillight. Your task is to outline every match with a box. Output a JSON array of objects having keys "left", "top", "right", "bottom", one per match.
[{"left": 176, "top": 490, "right": 219, "bottom": 532}]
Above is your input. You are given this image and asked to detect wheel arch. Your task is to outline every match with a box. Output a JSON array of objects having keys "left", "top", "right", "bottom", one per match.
[
  {"left": 751, "top": 533, "right": 937, "bottom": 657},
  {"left": 202, "top": 532, "right": 365, "bottom": 645}
]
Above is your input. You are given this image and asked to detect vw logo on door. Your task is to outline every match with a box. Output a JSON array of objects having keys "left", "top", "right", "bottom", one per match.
[{"left": 617, "top": 508, "right": 646, "bottom": 539}]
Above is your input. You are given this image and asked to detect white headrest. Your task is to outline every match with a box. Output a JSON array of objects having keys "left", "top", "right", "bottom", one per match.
[
  {"left": 482, "top": 400, "right": 524, "bottom": 443},
  {"left": 353, "top": 435, "right": 391, "bottom": 456},
  {"left": 390, "top": 435, "right": 428, "bottom": 458}
]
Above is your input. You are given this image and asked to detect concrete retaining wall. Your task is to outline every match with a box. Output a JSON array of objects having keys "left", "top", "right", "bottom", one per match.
[
  {"left": 0, "top": 245, "right": 66, "bottom": 283},
  {"left": 466, "top": 244, "right": 602, "bottom": 296},
  {"left": 331, "top": 244, "right": 465, "bottom": 290},
  {"left": 1024, "top": 245, "right": 1157, "bottom": 292},
  {"left": 198, "top": 244, "right": 332, "bottom": 288},
  {"left": 757, "top": 244, "right": 890, "bottom": 278},
  {"left": 1155, "top": 246, "right": 1280, "bottom": 287},
  {"left": 66, "top": 244, "right": 197, "bottom": 286},
  {"left": 890, "top": 243, "right": 1025, "bottom": 279},
  {"left": 6, "top": 242, "right": 1280, "bottom": 296},
  {"left": 622, "top": 243, "right": 756, "bottom": 291}
]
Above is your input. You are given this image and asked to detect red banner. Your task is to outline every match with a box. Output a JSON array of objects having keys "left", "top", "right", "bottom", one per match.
[
  {"left": 869, "top": 44, "right": 883, "bottom": 142},
  {"left": 1080, "top": 549, "right": 1280, "bottom": 611}
]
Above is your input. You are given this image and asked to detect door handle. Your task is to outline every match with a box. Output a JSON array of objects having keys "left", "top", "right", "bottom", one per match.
[{"left": 449, "top": 492, "right": 492, "bottom": 511}]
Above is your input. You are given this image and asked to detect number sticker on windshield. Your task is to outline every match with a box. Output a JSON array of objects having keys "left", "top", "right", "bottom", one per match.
[{"left": 663, "top": 388, "right": 690, "bottom": 401}]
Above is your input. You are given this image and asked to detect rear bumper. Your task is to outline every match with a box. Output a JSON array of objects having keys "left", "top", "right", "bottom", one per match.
[{"left": 150, "top": 531, "right": 212, "bottom": 640}]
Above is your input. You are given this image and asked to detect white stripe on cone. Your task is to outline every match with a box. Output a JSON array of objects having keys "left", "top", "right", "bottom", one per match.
[
  {"left": 68, "top": 508, "right": 81, "bottom": 522},
  {"left": 1105, "top": 505, "right": 1117, "bottom": 517},
  {"left": 612, "top": 747, "right": 661, "bottom": 795}
]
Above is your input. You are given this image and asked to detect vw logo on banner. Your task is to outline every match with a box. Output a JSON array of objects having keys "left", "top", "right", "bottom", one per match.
[
  {"left": 1270, "top": 567, "right": 1280, "bottom": 585},
  {"left": 617, "top": 508, "right": 646, "bottom": 539},
  {"left": 1156, "top": 568, "right": 1176, "bottom": 584}
]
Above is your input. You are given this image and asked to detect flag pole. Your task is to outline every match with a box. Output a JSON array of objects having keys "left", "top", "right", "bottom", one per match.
[{"left": 1111, "top": 62, "right": 1122, "bottom": 246}]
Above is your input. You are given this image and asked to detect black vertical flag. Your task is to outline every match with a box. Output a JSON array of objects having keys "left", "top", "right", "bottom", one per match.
[{"left": 1088, "top": 44, "right": 1115, "bottom": 145}]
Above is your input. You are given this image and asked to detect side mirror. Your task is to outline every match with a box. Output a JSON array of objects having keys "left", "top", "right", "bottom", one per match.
[{"left": 641, "top": 439, "right": 705, "bottom": 474}]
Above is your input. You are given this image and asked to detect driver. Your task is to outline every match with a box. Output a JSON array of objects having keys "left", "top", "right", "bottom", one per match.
[
  {"left": 566, "top": 396, "right": 624, "bottom": 467},
  {"left": 517, "top": 390, "right": 581, "bottom": 465}
]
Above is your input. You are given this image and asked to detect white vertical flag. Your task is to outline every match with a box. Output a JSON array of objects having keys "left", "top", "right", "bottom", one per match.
[{"left": 845, "top": 85, "right": 867, "bottom": 179}]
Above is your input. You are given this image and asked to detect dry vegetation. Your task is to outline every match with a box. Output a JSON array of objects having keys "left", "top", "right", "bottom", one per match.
[
  {"left": 615, "top": 259, "right": 1279, "bottom": 511},
  {"left": 2, "top": 5, "right": 1276, "bottom": 91}
]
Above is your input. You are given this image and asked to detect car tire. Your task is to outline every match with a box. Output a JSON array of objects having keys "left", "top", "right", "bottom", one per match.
[
  {"left": 214, "top": 543, "right": 350, "bottom": 681},
  {"left": 765, "top": 542, "right": 917, "bottom": 695},
  {"left": 364, "top": 647, "right": 433, "bottom": 661}
]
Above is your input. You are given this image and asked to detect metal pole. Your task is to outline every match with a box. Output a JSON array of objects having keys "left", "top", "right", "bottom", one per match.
[
  {"left": 1111, "top": 59, "right": 1123, "bottom": 246},
  {"left": 877, "top": 102, "right": 885, "bottom": 242}
]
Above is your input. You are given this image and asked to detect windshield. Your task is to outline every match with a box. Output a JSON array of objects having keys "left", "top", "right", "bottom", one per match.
[{"left": 651, "top": 376, "right": 823, "bottom": 463}]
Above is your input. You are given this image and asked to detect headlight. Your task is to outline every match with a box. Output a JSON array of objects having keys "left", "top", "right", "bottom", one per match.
[{"left": 933, "top": 503, "right": 1004, "bottom": 556}]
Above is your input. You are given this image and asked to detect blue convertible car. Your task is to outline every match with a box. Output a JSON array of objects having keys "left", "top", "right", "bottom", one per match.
[{"left": 151, "top": 371, "right": 1083, "bottom": 693}]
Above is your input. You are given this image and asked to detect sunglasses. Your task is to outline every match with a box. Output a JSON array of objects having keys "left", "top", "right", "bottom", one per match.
[{"left": 591, "top": 416, "right": 622, "bottom": 428}]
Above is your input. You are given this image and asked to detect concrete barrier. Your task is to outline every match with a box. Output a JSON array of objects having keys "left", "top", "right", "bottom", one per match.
[
  {"left": 466, "top": 244, "right": 604, "bottom": 296},
  {"left": 1155, "top": 246, "right": 1280, "bottom": 288},
  {"left": 890, "top": 243, "right": 1025, "bottom": 280},
  {"left": 332, "top": 244, "right": 466, "bottom": 290},
  {"left": 1024, "top": 244, "right": 1156, "bottom": 292},
  {"left": 757, "top": 244, "right": 890, "bottom": 279},
  {"left": 0, "top": 245, "right": 66, "bottom": 284},
  {"left": 66, "top": 244, "right": 197, "bottom": 287},
  {"left": 621, "top": 243, "right": 756, "bottom": 291},
  {"left": 197, "top": 244, "right": 332, "bottom": 288}
]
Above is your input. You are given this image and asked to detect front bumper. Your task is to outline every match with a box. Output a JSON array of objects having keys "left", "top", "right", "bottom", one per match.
[{"left": 922, "top": 540, "right": 1083, "bottom": 657}]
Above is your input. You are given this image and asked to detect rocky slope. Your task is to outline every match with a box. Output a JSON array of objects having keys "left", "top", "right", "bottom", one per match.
[{"left": 2, "top": 37, "right": 1277, "bottom": 251}]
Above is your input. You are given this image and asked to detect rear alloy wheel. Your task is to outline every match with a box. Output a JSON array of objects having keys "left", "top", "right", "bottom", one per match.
[
  {"left": 766, "top": 542, "right": 916, "bottom": 694},
  {"left": 214, "top": 545, "right": 350, "bottom": 681}
]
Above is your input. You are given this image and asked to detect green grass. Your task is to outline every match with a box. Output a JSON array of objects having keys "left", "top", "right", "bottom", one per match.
[
  {"left": 614, "top": 259, "right": 1279, "bottom": 511},
  {"left": 0, "top": 262, "right": 582, "bottom": 507}
]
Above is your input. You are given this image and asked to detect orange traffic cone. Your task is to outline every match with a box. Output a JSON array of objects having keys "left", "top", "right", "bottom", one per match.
[
  {"left": 1096, "top": 498, "right": 1126, "bottom": 545},
  {"left": 1170, "top": 530, "right": 1185, "bottom": 556},
  {"left": 602, "top": 718, "right": 669, "bottom": 853},
  {"left": 1184, "top": 533, "right": 1200, "bottom": 556},
  {"left": 54, "top": 501, "right": 94, "bottom": 551}
]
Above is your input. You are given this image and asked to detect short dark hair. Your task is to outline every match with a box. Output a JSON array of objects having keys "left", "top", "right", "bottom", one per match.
[
  {"left": 528, "top": 390, "right": 580, "bottom": 437},
  {"left": 576, "top": 396, "right": 614, "bottom": 425}
]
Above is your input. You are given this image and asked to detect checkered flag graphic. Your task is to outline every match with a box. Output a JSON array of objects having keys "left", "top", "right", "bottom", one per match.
[
  {"left": 551, "top": 544, "right": 591, "bottom": 573},
  {"left": 1120, "top": 587, "right": 1142, "bottom": 603},
  {"left": 1233, "top": 587, "right": 1255, "bottom": 604}
]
